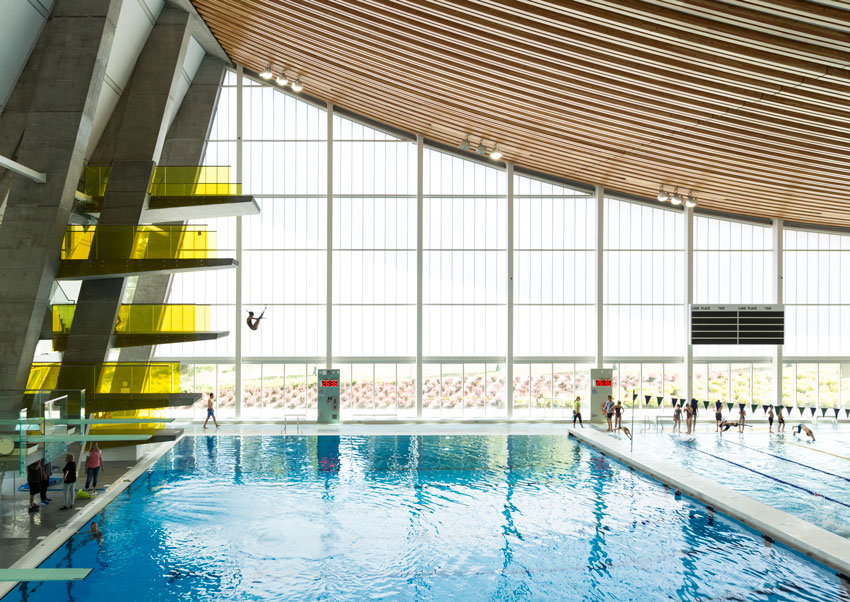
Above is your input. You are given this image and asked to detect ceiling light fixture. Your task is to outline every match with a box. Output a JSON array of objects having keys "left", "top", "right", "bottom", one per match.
[
  {"left": 657, "top": 187, "right": 669, "bottom": 202},
  {"left": 276, "top": 72, "right": 288, "bottom": 86},
  {"left": 458, "top": 137, "right": 471, "bottom": 151},
  {"left": 291, "top": 78, "right": 303, "bottom": 92},
  {"left": 259, "top": 63, "right": 273, "bottom": 79},
  {"left": 670, "top": 188, "right": 683, "bottom": 206},
  {"left": 475, "top": 142, "right": 487, "bottom": 155},
  {"left": 489, "top": 146, "right": 503, "bottom": 161},
  {"left": 684, "top": 193, "right": 697, "bottom": 208}
]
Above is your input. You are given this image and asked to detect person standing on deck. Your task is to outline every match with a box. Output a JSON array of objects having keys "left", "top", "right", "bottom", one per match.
[
  {"left": 85, "top": 442, "right": 103, "bottom": 493},
  {"left": 714, "top": 400, "right": 723, "bottom": 432},
  {"left": 604, "top": 395, "right": 615, "bottom": 432},
  {"left": 203, "top": 392, "right": 220, "bottom": 430},
  {"left": 572, "top": 397, "right": 583, "bottom": 428}
]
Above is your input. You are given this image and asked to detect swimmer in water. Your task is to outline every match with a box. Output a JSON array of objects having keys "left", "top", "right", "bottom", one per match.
[
  {"left": 792, "top": 423, "right": 815, "bottom": 441},
  {"left": 90, "top": 521, "right": 102, "bottom": 538}
]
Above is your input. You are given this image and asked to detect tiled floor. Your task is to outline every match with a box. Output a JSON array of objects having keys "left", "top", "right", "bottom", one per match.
[{"left": 0, "top": 460, "right": 135, "bottom": 568}]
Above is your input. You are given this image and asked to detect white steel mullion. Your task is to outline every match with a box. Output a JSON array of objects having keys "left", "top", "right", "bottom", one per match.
[
  {"left": 326, "top": 103, "right": 333, "bottom": 370},
  {"left": 507, "top": 162, "right": 515, "bottom": 419},
  {"left": 684, "top": 206, "right": 694, "bottom": 406},
  {"left": 773, "top": 219, "right": 784, "bottom": 409},
  {"left": 595, "top": 186, "right": 604, "bottom": 368},
  {"left": 416, "top": 135, "right": 424, "bottom": 419},
  {"left": 235, "top": 65, "right": 244, "bottom": 421}
]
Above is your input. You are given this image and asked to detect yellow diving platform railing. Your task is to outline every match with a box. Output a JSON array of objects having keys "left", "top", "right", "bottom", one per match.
[
  {"left": 61, "top": 225, "right": 216, "bottom": 261},
  {"left": 53, "top": 304, "right": 211, "bottom": 335},
  {"left": 84, "top": 165, "right": 241, "bottom": 198},
  {"left": 27, "top": 363, "right": 181, "bottom": 395}
]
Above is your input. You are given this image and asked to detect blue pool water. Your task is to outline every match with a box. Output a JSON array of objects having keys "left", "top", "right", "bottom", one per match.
[
  {"left": 631, "top": 432, "right": 850, "bottom": 539},
  {"left": 7, "top": 435, "right": 849, "bottom": 601}
]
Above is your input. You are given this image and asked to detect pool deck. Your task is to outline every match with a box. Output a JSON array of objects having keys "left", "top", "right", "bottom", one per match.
[
  {"left": 0, "top": 441, "right": 177, "bottom": 599},
  {"left": 569, "top": 426, "right": 850, "bottom": 579}
]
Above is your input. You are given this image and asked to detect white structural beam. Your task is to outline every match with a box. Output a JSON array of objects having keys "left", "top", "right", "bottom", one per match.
[
  {"left": 506, "top": 162, "right": 514, "bottom": 419},
  {"left": 595, "top": 186, "right": 604, "bottom": 368},
  {"left": 415, "top": 134, "right": 424, "bottom": 419},
  {"left": 773, "top": 219, "right": 784, "bottom": 408},
  {"left": 684, "top": 206, "right": 694, "bottom": 403},
  {"left": 326, "top": 102, "right": 334, "bottom": 370},
  {"left": 234, "top": 65, "right": 244, "bottom": 421},
  {"left": 0, "top": 154, "right": 46, "bottom": 184}
]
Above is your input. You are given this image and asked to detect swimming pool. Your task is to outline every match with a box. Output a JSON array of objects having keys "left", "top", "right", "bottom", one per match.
[
  {"left": 629, "top": 431, "right": 850, "bottom": 539},
  {"left": 7, "top": 435, "right": 849, "bottom": 601}
]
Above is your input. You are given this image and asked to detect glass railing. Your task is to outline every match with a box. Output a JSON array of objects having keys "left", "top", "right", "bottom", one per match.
[
  {"left": 61, "top": 225, "right": 216, "bottom": 261},
  {"left": 53, "top": 304, "right": 211, "bottom": 335},
  {"left": 89, "top": 408, "right": 169, "bottom": 434},
  {"left": 84, "top": 165, "right": 241, "bottom": 198},
  {"left": 0, "top": 390, "right": 86, "bottom": 474},
  {"left": 28, "top": 363, "right": 181, "bottom": 395}
]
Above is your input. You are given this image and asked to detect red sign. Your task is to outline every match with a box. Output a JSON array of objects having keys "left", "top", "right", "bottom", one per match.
[
  {"left": 321, "top": 380, "right": 339, "bottom": 388},
  {"left": 594, "top": 379, "right": 612, "bottom": 387}
]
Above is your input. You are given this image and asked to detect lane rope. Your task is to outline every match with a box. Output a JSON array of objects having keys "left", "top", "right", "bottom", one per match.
[
  {"left": 784, "top": 440, "right": 850, "bottom": 462},
  {"left": 719, "top": 439, "right": 850, "bottom": 484},
  {"left": 673, "top": 439, "right": 850, "bottom": 511}
]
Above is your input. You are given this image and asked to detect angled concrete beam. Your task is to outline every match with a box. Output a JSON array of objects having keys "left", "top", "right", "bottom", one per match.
[
  {"left": 0, "top": 155, "right": 46, "bottom": 184},
  {"left": 0, "top": 0, "right": 121, "bottom": 394}
]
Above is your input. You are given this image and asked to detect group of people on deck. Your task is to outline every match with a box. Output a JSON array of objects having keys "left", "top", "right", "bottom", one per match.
[{"left": 26, "top": 443, "right": 104, "bottom": 513}]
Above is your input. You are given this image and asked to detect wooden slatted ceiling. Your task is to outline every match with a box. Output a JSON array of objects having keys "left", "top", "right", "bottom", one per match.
[{"left": 191, "top": 0, "right": 850, "bottom": 227}]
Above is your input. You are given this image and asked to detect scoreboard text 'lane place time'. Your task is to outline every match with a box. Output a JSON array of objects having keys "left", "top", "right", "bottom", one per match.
[{"left": 690, "top": 305, "right": 784, "bottom": 345}]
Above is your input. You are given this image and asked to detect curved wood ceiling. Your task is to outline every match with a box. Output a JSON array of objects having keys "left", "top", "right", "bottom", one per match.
[{"left": 191, "top": 0, "right": 850, "bottom": 227}]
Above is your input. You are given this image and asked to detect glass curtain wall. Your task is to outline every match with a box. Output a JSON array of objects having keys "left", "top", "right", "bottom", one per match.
[{"left": 155, "top": 68, "right": 850, "bottom": 423}]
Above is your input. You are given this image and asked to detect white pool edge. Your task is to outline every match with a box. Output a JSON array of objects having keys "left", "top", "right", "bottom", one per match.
[
  {"left": 568, "top": 427, "right": 850, "bottom": 579},
  {"left": 0, "top": 438, "right": 181, "bottom": 599}
]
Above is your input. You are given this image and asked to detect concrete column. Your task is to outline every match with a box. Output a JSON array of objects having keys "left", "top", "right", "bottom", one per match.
[
  {"left": 0, "top": 0, "right": 121, "bottom": 392},
  {"left": 61, "top": 6, "right": 194, "bottom": 369},
  {"left": 116, "top": 55, "right": 226, "bottom": 363}
]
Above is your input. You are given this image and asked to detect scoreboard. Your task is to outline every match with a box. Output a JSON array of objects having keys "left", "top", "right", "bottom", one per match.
[
  {"left": 317, "top": 368, "right": 340, "bottom": 424},
  {"left": 691, "top": 305, "right": 784, "bottom": 345}
]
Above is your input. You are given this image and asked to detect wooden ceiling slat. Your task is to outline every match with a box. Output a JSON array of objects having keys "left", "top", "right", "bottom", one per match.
[{"left": 191, "top": 0, "right": 850, "bottom": 227}]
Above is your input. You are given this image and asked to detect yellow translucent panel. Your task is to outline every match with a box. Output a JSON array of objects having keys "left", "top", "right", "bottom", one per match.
[
  {"left": 89, "top": 409, "right": 167, "bottom": 433},
  {"left": 83, "top": 166, "right": 241, "bottom": 197},
  {"left": 61, "top": 226, "right": 215, "bottom": 260},
  {"left": 53, "top": 304, "right": 211, "bottom": 335},
  {"left": 27, "top": 363, "right": 180, "bottom": 394}
]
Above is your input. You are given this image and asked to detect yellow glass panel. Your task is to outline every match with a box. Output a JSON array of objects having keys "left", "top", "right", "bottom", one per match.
[
  {"left": 90, "top": 409, "right": 167, "bottom": 433},
  {"left": 27, "top": 363, "right": 181, "bottom": 394},
  {"left": 61, "top": 226, "right": 216, "bottom": 260},
  {"left": 83, "top": 165, "right": 240, "bottom": 198}
]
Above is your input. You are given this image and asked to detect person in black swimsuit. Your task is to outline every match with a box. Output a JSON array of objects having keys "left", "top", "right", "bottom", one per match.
[
  {"left": 714, "top": 400, "right": 723, "bottom": 432},
  {"left": 246, "top": 308, "right": 266, "bottom": 331},
  {"left": 793, "top": 424, "right": 815, "bottom": 441},
  {"left": 614, "top": 400, "right": 623, "bottom": 431},
  {"left": 767, "top": 406, "right": 775, "bottom": 433},
  {"left": 777, "top": 406, "right": 786, "bottom": 432}
]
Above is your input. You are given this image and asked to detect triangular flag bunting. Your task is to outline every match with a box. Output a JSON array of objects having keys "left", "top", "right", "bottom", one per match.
[
  {"left": 775, "top": 405, "right": 783, "bottom": 413},
  {"left": 799, "top": 407, "right": 805, "bottom": 416},
  {"left": 633, "top": 393, "right": 638, "bottom": 401},
  {"left": 809, "top": 407, "right": 816, "bottom": 416},
  {"left": 703, "top": 401, "right": 710, "bottom": 410},
  {"left": 739, "top": 403, "right": 746, "bottom": 412},
  {"left": 672, "top": 398, "right": 678, "bottom": 406},
  {"left": 656, "top": 396, "right": 663, "bottom": 406},
  {"left": 846, "top": 409, "right": 850, "bottom": 418},
  {"left": 835, "top": 408, "right": 841, "bottom": 418},
  {"left": 645, "top": 395, "right": 652, "bottom": 404},
  {"left": 751, "top": 404, "right": 758, "bottom": 414},
  {"left": 762, "top": 405, "right": 770, "bottom": 413},
  {"left": 786, "top": 406, "right": 794, "bottom": 416},
  {"left": 821, "top": 408, "right": 828, "bottom": 417},
  {"left": 726, "top": 403, "right": 734, "bottom": 411}
]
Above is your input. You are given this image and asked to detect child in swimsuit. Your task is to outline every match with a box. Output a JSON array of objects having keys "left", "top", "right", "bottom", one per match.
[{"left": 673, "top": 404, "right": 682, "bottom": 433}]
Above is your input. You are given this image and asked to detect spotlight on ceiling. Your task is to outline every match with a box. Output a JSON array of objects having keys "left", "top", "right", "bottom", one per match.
[
  {"left": 657, "top": 188, "right": 669, "bottom": 202},
  {"left": 291, "top": 78, "right": 303, "bottom": 92},
  {"left": 684, "top": 194, "right": 697, "bottom": 208},
  {"left": 260, "top": 63, "right": 273, "bottom": 79},
  {"left": 670, "top": 189, "right": 683, "bottom": 205},
  {"left": 276, "top": 72, "right": 288, "bottom": 86},
  {"left": 458, "top": 137, "right": 471, "bottom": 151},
  {"left": 476, "top": 142, "right": 487, "bottom": 155},
  {"left": 490, "top": 146, "right": 503, "bottom": 161}
]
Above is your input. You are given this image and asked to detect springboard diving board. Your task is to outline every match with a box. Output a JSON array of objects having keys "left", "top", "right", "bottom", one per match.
[
  {"left": 0, "top": 568, "right": 91, "bottom": 582},
  {"left": 22, "top": 435, "right": 153, "bottom": 442}
]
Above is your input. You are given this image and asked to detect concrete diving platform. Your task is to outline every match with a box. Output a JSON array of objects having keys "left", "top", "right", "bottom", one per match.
[
  {"left": 56, "top": 258, "right": 237, "bottom": 280},
  {"left": 50, "top": 331, "right": 229, "bottom": 351},
  {"left": 85, "top": 392, "right": 200, "bottom": 413},
  {"left": 142, "top": 195, "right": 259, "bottom": 222}
]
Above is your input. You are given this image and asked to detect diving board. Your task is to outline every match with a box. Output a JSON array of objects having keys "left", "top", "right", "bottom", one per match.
[{"left": 0, "top": 568, "right": 91, "bottom": 582}]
